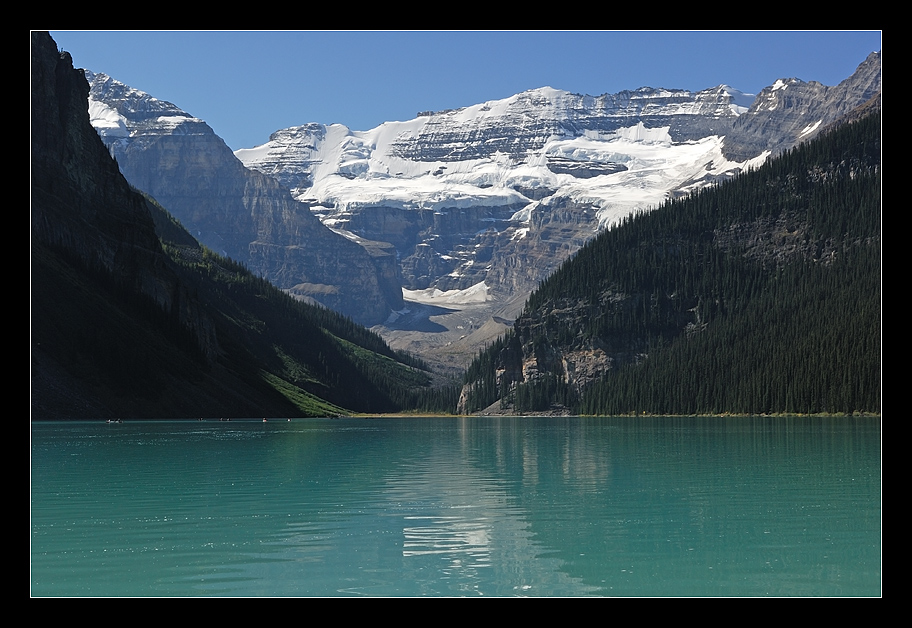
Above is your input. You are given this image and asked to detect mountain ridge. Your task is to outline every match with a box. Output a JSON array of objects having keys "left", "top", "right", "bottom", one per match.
[
  {"left": 82, "top": 49, "right": 881, "bottom": 374},
  {"left": 722, "top": 51, "right": 882, "bottom": 161},
  {"left": 31, "top": 31, "right": 436, "bottom": 419},
  {"left": 235, "top": 52, "right": 879, "bottom": 372},
  {"left": 85, "top": 71, "right": 404, "bottom": 325}
]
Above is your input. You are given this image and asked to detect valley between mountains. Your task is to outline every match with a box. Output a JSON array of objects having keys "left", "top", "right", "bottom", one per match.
[
  {"left": 32, "top": 29, "right": 880, "bottom": 418},
  {"left": 84, "top": 52, "right": 881, "bottom": 378}
]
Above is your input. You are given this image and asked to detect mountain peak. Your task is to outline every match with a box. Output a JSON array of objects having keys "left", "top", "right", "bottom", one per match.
[
  {"left": 80, "top": 49, "right": 881, "bottom": 371},
  {"left": 721, "top": 50, "right": 881, "bottom": 162},
  {"left": 83, "top": 71, "right": 406, "bottom": 324}
]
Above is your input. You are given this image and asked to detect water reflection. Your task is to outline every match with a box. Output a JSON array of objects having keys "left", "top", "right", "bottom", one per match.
[{"left": 31, "top": 417, "right": 880, "bottom": 596}]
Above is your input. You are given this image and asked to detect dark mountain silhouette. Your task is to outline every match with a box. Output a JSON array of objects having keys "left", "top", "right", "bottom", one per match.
[{"left": 31, "top": 31, "right": 432, "bottom": 419}]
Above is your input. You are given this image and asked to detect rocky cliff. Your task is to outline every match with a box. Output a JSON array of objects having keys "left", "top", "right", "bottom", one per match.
[
  {"left": 32, "top": 31, "right": 220, "bottom": 417},
  {"left": 32, "top": 32, "right": 433, "bottom": 418},
  {"left": 721, "top": 52, "right": 882, "bottom": 162},
  {"left": 86, "top": 72, "right": 403, "bottom": 325},
  {"left": 32, "top": 33, "right": 217, "bottom": 361}
]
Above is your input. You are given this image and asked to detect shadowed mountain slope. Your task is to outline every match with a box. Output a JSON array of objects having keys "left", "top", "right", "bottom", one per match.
[{"left": 31, "top": 31, "right": 431, "bottom": 419}]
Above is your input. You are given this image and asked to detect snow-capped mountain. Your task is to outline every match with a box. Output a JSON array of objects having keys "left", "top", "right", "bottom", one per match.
[
  {"left": 236, "top": 85, "right": 763, "bottom": 306},
  {"left": 238, "top": 85, "right": 756, "bottom": 222},
  {"left": 237, "top": 54, "right": 878, "bottom": 315},
  {"left": 81, "top": 52, "right": 880, "bottom": 373},
  {"left": 233, "top": 53, "right": 879, "bottom": 371}
]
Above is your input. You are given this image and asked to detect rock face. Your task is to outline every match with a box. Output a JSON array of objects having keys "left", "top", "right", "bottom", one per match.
[
  {"left": 31, "top": 34, "right": 216, "bottom": 359},
  {"left": 32, "top": 31, "right": 221, "bottom": 417},
  {"left": 721, "top": 51, "right": 882, "bottom": 162},
  {"left": 33, "top": 44, "right": 160, "bottom": 286},
  {"left": 85, "top": 73, "right": 403, "bottom": 325},
  {"left": 390, "top": 85, "right": 751, "bottom": 162}
]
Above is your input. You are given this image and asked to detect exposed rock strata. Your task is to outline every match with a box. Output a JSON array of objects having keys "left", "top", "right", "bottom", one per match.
[
  {"left": 722, "top": 52, "right": 882, "bottom": 162},
  {"left": 390, "top": 86, "right": 749, "bottom": 162},
  {"left": 239, "top": 57, "right": 879, "bottom": 339},
  {"left": 85, "top": 73, "right": 402, "bottom": 324}
]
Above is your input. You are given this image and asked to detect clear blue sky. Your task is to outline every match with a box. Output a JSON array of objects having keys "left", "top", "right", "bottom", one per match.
[{"left": 48, "top": 31, "right": 882, "bottom": 151}]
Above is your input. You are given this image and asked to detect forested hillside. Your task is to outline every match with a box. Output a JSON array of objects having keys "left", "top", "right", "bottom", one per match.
[{"left": 460, "top": 110, "right": 881, "bottom": 416}]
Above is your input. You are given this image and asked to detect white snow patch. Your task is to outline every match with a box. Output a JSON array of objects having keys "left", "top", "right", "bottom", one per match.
[
  {"left": 87, "top": 99, "right": 128, "bottom": 138},
  {"left": 510, "top": 202, "right": 536, "bottom": 223},
  {"left": 403, "top": 282, "right": 489, "bottom": 305},
  {"left": 720, "top": 85, "right": 755, "bottom": 114},
  {"left": 611, "top": 122, "right": 673, "bottom": 144},
  {"left": 800, "top": 120, "right": 823, "bottom": 137}
]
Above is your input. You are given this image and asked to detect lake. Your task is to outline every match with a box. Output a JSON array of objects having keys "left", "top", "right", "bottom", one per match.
[{"left": 30, "top": 416, "right": 881, "bottom": 596}]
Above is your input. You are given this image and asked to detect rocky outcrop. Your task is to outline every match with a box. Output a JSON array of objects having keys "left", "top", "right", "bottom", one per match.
[
  {"left": 481, "top": 196, "right": 600, "bottom": 298},
  {"left": 86, "top": 73, "right": 403, "bottom": 324},
  {"left": 546, "top": 156, "right": 627, "bottom": 178},
  {"left": 330, "top": 202, "right": 527, "bottom": 291},
  {"left": 722, "top": 51, "right": 882, "bottom": 161}
]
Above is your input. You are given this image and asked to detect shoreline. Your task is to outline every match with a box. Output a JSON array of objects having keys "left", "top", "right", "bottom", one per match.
[
  {"left": 351, "top": 412, "right": 882, "bottom": 419},
  {"left": 30, "top": 412, "right": 882, "bottom": 422}
]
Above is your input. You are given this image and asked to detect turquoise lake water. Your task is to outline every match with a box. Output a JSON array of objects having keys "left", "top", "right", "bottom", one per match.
[{"left": 30, "top": 417, "right": 881, "bottom": 596}]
